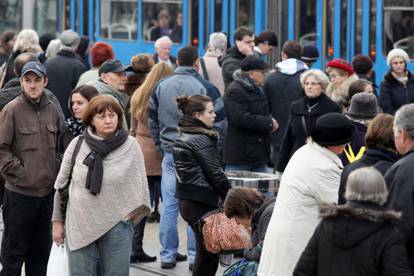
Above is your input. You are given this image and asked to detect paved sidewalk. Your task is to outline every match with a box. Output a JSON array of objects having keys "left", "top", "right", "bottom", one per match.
[
  {"left": 132, "top": 215, "right": 227, "bottom": 275},
  {"left": 0, "top": 210, "right": 228, "bottom": 275}
]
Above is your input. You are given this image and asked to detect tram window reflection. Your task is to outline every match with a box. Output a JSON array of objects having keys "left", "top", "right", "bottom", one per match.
[
  {"left": 236, "top": 0, "right": 254, "bottom": 30},
  {"left": 100, "top": 0, "right": 137, "bottom": 40},
  {"left": 295, "top": 0, "right": 317, "bottom": 45},
  {"left": 143, "top": 1, "right": 183, "bottom": 43},
  {"left": 0, "top": 0, "right": 22, "bottom": 31},
  {"left": 34, "top": 0, "right": 59, "bottom": 36},
  {"left": 383, "top": 1, "right": 414, "bottom": 59}
]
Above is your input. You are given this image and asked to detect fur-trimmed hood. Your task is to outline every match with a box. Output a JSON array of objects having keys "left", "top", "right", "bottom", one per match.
[{"left": 320, "top": 202, "right": 401, "bottom": 249}]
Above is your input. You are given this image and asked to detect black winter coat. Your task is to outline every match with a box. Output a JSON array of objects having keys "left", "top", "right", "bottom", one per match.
[
  {"left": 385, "top": 148, "right": 414, "bottom": 272},
  {"left": 173, "top": 122, "right": 231, "bottom": 207},
  {"left": 223, "top": 76, "right": 273, "bottom": 165},
  {"left": 263, "top": 68, "right": 305, "bottom": 161},
  {"left": 294, "top": 202, "right": 411, "bottom": 276},
  {"left": 244, "top": 196, "right": 275, "bottom": 262},
  {"left": 44, "top": 49, "right": 87, "bottom": 118},
  {"left": 379, "top": 71, "right": 414, "bottom": 115},
  {"left": 219, "top": 47, "right": 247, "bottom": 90},
  {"left": 338, "top": 147, "right": 399, "bottom": 204},
  {"left": 276, "top": 93, "right": 341, "bottom": 172}
]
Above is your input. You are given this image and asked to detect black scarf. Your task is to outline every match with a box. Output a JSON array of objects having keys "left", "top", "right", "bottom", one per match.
[
  {"left": 83, "top": 128, "right": 128, "bottom": 195},
  {"left": 66, "top": 117, "right": 84, "bottom": 137}
]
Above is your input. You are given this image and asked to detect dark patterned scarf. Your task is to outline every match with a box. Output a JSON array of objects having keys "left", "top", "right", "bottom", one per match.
[{"left": 66, "top": 117, "right": 84, "bottom": 137}]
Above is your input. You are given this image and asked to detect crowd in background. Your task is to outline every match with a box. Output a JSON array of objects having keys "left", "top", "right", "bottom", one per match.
[{"left": 0, "top": 25, "right": 413, "bottom": 276}]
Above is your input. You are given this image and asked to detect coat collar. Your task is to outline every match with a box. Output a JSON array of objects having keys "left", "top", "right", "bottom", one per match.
[
  {"left": 307, "top": 141, "right": 344, "bottom": 169},
  {"left": 384, "top": 70, "right": 414, "bottom": 87}
]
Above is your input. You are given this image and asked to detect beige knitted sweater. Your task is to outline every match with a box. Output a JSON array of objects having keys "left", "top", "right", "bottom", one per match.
[{"left": 52, "top": 131, "right": 150, "bottom": 251}]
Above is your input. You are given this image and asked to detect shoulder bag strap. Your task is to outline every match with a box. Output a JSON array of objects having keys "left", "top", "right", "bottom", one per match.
[
  {"left": 58, "top": 135, "right": 84, "bottom": 193},
  {"left": 200, "top": 57, "right": 210, "bottom": 81}
]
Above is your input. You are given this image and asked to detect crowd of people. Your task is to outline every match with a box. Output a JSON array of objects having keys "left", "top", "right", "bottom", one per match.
[{"left": 0, "top": 24, "right": 413, "bottom": 276}]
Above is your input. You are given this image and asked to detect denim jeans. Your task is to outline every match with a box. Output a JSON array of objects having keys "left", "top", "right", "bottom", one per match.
[
  {"left": 67, "top": 220, "right": 134, "bottom": 276},
  {"left": 159, "top": 152, "right": 195, "bottom": 263},
  {"left": 225, "top": 163, "right": 269, "bottom": 173}
]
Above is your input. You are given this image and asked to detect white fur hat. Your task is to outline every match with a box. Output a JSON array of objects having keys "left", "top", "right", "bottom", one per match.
[{"left": 386, "top": 48, "right": 410, "bottom": 67}]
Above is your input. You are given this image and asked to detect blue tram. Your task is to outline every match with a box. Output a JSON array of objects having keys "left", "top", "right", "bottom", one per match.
[{"left": 0, "top": 0, "right": 413, "bottom": 86}]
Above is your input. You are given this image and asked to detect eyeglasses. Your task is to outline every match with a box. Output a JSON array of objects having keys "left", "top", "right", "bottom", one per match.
[{"left": 304, "top": 81, "right": 321, "bottom": 86}]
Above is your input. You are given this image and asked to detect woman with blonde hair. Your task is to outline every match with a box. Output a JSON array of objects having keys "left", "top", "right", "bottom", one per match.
[
  {"left": 276, "top": 69, "right": 341, "bottom": 173},
  {"left": 1, "top": 29, "right": 42, "bottom": 87},
  {"left": 129, "top": 62, "right": 173, "bottom": 263}
]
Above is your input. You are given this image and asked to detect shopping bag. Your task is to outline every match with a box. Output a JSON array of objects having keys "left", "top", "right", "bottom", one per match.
[
  {"left": 47, "top": 243, "right": 69, "bottom": 276},
  {"left": 223, "top": 258, "right": 259, "bottom": 276}
]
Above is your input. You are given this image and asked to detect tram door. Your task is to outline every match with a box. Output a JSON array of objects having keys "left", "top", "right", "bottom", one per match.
[
  {"left": 290, "top": 0, "right": 376, "bottom": 70},
  {"left": 59, "top": 0, "right": 92, "bottom": 37},
  {"left": 196, "top": 0, "right": 265, "bottom": 55}
]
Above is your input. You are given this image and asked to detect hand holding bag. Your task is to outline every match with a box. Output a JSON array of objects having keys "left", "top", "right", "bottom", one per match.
[
  {"left": 46, "top": 243, "right": 69, "bottom": 276},
  {"left": 201, "top": 209, "right": 252, "bottom": 254}
]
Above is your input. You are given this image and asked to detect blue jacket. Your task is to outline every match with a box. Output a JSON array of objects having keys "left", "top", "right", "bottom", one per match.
[{"left": 148, "top": 66, "right": 226, "bottom": 153}]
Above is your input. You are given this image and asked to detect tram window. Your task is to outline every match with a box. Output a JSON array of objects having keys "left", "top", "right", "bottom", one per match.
[
  {"left": 340, "top": 0, "right": 347, "bottom": 59},
  {"left": 354, "top": 0, "right": 363, "bottom": 55},
  {"left": 34, "top": 0, "right": 59, "bottom": 36},
  {"left": 142, "top": 0, "right": 183, "bottom": 43},
  {"left": 295, "top": 0, "right": 317, "bottom": 45},
  {"left": 0, "top": 0, "right": 22, "bottom": 32},
  {"left": 383, "top": 1, "right": 414, "bottom": 59},
  {"left": 63, "top": 0, "right": 71, "bottom": 30},
  {"left": 326, "top": 0, "right": 334, "bottom": 58},
  {"left": 370, "top": 0, "right": 377, "bottom": 60},
  {"left": 100, "top": 0, "right": 137, "bottom": 40},
  {"left": 236, "top": 0, "right": 254, "bottom": 30},
  {"left": 214, "top": 0, "right": 223, "bottom": 32}
]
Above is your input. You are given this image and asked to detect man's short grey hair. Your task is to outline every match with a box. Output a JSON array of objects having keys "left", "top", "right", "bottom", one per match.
[
  {"left": 155, "top": 36, "right": 173, "bottom": 49},
  {"left": 300, "top": 69, "right": 329, "bottom": 92},
  {"left": 208, "top": 32, "right": 227, "bottom": 52},
  {"left": 345, "top": 167, "right": 388, "bottom": 205},
  {"left": 394, "top": 103, "right": 414, "bottom": 139}
]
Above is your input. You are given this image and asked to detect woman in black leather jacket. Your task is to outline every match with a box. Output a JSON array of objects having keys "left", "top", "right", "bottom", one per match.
[{"left": 173, "top": 95, "right": 231, "bottom": 276}]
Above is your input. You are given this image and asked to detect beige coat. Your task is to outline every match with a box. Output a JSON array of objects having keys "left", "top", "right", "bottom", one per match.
[
  {"left": 326, "top": 74, "right": 358, "bottom": 108},
  {"left": 258, "top": 142, "right": 343, "bottom": 276},
  {"left": 198, "top": 49, "right": 225, "bottom": 95},
  {"left": 52, "top": 132, "right": 150, "bottom": 250},
  {"left": 131, "top": 116, "right": 162, "bottom": 176}
]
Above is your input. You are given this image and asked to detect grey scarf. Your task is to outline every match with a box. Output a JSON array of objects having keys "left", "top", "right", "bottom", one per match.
[{"left": 83, "top": 128, "right": 128, "bottom": 195}]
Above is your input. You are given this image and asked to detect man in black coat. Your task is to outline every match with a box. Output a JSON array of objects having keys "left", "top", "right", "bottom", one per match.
[
  {"left": 384, "top": 103, "right": 414, "bottom": 272},
  {"left": 223, "top": 55, "right": 278, "bottom": 172},
  {"left": 44, "top": 30, "right": 87, "bottom": 118},
  {"left": 219, "top": 27, "right": 255, "bottom": 91},
  {"left": 263, "top": 41, "right": 308, "bottom": 166}
]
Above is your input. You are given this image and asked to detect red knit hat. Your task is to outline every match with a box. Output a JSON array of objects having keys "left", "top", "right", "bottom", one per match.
[{"left": 326, "top": 58, "right": 354, "bottom": 75}]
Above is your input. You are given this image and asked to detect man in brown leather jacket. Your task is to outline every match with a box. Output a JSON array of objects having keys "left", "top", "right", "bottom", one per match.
[{"left": 0, "top": 61, "right": 60, "bottom": 276}]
